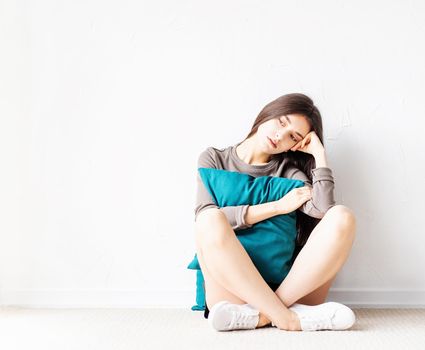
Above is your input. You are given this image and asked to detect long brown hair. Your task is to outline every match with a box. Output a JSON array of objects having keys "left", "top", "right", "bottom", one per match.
[{"left": 240, "top": 93, "right": 325, "bottom": 257}]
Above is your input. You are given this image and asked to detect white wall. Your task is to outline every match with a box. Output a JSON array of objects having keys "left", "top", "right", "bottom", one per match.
[{"left": 1, "top": 0, "right": 424, "bottom": 308}]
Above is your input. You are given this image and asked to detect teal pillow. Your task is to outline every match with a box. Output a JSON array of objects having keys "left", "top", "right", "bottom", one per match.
[{"left": 187, "top": 168, "right": 305, "bottom": 311}]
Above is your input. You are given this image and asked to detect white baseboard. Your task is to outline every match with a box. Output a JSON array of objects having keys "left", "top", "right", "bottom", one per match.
[
  {"left": 0, "top": 288, "right": 424, "bottom": 308},
  {"left": 327, "top": 288, "right": 425, "bottom": 308}
]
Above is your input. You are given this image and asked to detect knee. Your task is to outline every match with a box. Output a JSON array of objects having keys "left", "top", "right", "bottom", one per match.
[
  {"left": 195, "top": 208, "right": 223, "bottom": 227},
  {"left": 325, "top": 205, "right": 357, "bottom": 235},
  {"left": 195, "top": 208, "right": 229, "bottom": 248}
]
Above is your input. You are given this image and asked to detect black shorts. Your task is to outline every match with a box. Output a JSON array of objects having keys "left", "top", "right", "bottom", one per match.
[{"left": 203, "top": 281, "right": 281, "bottom": 319}]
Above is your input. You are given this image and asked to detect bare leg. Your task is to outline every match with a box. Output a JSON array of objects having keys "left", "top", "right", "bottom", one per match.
[
  {"left": 196, "top": 244, "right": 245, "bottom": 306},
  {"left": 257, "top": 205, "right": 356, "bottom": 326},
  {"left": 195, "top": 205, "right": 356, "bottom": 329},
  {"left": 196, "top": 248, "right": 274, "bottom": 328},
  {"left": 296, "top": 274, "right": 337, "bottom": 306},
  {"left": 194, "top": 208, "right": 300, "bottom": 330},
  {"left": 275, "top": 205, "right": 356, "bottom": 306}
]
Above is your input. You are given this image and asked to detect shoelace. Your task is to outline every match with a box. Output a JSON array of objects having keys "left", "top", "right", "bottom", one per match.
[
  {"left": 229, "top": 309, "right": 258, "bottom": 329},
  {"left": 300, "top": 311, "right": 335, "bottom": 330}
]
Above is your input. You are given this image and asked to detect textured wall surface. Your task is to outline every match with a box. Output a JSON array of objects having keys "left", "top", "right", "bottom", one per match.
[{"left": 1, "top": 0, "right": 424, "bottom": 307}]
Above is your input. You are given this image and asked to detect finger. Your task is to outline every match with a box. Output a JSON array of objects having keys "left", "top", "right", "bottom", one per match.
[
  {"left": 302, "top": 137, "right": 310, "bottom": 148},
  {"left": 302, "top": 134, "right": 311, "bottom": 146},
  {"left": 291, "top": 141, "right": 302, "bottom": 151}
]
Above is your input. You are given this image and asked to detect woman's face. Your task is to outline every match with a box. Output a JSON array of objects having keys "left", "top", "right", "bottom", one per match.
[{"left": 256, "top": 113, "right": 311, "bottom": 153}]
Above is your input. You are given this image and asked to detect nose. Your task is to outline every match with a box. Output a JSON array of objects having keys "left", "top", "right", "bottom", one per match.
[{"left": 276, "top": 126, "right": 293, "bottom": 141}]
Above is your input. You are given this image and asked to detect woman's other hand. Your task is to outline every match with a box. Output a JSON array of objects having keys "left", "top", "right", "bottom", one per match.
[
  {"left": 290, "top": 131, "right": 324, "bottom": 156},
  {"left": 275, "top": 186, "right": 312, "bottom": 214}
]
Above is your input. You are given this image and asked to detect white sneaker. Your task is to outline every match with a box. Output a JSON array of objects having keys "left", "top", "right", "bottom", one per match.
[
  {"left": 288, "top": 302, "right": 356, "bottom": 331},
  {"left": 207, "top": 300, "right": 260, "bottom": 331}
]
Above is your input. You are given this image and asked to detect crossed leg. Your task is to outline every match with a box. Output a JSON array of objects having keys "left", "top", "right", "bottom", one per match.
[{"left": 194, "top": 204, "right": 356, "bottom": 329}]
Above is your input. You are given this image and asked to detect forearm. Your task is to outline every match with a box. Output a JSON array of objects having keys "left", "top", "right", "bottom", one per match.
[
  {"left": 314, "top": 151, "right": 328, "bottom": 168},
  {"left": 236, "top": 152, "right": 330, "bottom": 227},
  {"left": 244, "top": 201, "right": 280, "bottom": 226}
]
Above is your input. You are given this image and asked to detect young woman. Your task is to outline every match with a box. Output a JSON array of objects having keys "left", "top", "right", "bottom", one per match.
[{"left": 193, "top": 93, "right": 357, "bottom": 332}]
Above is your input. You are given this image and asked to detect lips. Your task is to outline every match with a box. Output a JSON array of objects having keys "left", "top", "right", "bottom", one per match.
[{"left": 268, "top": 137, "right": 277, "bottom": 148}]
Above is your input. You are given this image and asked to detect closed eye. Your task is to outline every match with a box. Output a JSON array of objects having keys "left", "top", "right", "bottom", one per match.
[{"left": 280, "top": 119, "right": 299, "bottom": 142}]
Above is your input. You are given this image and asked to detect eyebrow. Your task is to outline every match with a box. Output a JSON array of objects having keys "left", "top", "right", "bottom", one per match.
[{"left": 283, "top": 115, "right": 305, "bottom": 139}]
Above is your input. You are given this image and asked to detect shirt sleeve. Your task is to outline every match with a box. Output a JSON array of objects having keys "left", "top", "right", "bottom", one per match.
[
  {"left": 284, "top": 166, "right": 336, "bottom": 219},
  {"left": 194, "top": 148, "right": 253, "bottom": 231}
]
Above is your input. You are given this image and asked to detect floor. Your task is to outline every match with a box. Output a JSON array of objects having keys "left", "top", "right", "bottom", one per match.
[{"left": 1, "top": 307, "right": 424, "bottom": 350}]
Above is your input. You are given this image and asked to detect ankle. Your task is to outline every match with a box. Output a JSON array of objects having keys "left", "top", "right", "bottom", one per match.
[
  {"left": 287, "top": 310, "right": 302, "bottom": 330},
  {"left": 256, "top": 313, "right": 271, "bottom": 328},
  {"left": 272, "top": 311, "right": 302, "bottom": 331}
]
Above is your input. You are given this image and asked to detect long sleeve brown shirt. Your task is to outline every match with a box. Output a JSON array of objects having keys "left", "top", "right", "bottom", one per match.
[{"left": 194, "top": 141, "right": 336, "bottom": 231}]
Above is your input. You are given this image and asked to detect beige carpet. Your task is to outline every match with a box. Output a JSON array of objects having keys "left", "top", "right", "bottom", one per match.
[{"left": 1, "top": 307, "right": 424, "bottom": 349}]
